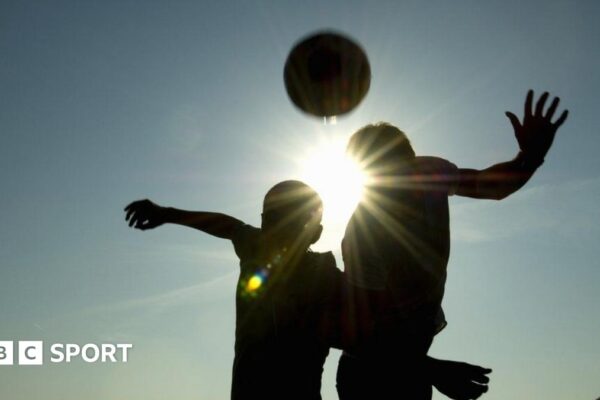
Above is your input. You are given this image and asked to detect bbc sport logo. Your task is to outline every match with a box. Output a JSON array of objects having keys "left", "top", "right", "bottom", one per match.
[{"left": 0, "top": 341, "right": 132, "bottom": 365}]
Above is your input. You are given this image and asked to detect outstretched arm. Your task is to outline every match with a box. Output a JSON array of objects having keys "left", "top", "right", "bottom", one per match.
[
  {"left": 456, "top": 90, "right": 568, "bottom": 200},
  {"left": 124, "top": 199, "right": 244, "bottom": 240}
]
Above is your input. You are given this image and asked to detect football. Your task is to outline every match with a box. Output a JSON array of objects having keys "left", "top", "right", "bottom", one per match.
[{"left": 284, "top": 31, "right": 371, "bottom": 118}]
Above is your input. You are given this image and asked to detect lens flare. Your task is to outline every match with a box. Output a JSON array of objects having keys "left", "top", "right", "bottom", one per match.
[{"left": 247, "top": 274, "right": 264, "bottom": 291}]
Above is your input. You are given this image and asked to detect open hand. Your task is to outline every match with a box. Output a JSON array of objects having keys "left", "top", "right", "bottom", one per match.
[
  {"left": 430, "top": 358, "right": 492, "bottom": 400},
  {"left": 505, "top": 90, "right": 568, "bottom": 165},
  {"left": 124, "top": 199, "right": 167, "bottom": 230}
]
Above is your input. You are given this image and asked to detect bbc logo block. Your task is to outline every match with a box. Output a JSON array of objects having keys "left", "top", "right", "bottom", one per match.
[
  {"left": 0, "top": 341, "right": 13, "bottom": 365},
  {"left": 0, "top": 341, "right": 43, "bottom": 365},
  {"left": 18, "top": 341, "right": 43, "bottom": 365}
]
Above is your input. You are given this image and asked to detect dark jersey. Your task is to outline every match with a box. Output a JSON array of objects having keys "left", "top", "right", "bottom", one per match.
[
  {"left": 342, "top": 156, "right": 459, "bottom": 332},
  {"left": 231, "top": 224, "right": 342, "bottom": 400}
]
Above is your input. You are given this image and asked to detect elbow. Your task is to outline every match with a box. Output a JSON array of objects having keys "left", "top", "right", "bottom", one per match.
[
  {"left": 484, "top": 184, "right": 518, "bottom": 200},
  {"left": 475, "top": 189, "right": 510, "bottom": 200}
]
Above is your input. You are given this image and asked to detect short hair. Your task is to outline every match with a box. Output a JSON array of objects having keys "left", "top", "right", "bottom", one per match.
[
  {"left": 346, "top": 123, "right": 415, "bottom": 169},
  {"left": 262, "top": 180, "right": 323, "bottom": 232}
]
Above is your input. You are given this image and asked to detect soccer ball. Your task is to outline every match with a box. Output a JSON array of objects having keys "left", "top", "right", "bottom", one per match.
[{"left": 284, "top": 31, "right": 371, "bottom": 118}]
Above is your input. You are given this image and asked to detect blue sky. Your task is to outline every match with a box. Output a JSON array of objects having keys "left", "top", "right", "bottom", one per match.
[{"left": 1, "top": 1, "right": 599, "bottom": 399}]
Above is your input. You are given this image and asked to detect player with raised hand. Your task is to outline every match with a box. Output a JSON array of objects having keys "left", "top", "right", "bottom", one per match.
[{"left": 337, "top": 90, "right": 568, "bottom": 399}]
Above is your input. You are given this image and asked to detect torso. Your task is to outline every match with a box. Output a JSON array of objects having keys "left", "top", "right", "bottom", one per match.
[
  {"left": 231, "top": 225, "right": 342, "bottom": 400},
  {"left": 342, "top": 156, "right": 458, "bottom": 318}
]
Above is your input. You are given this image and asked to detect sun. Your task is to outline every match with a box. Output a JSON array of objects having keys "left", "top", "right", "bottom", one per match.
[{"left": 297, "top": 136, "right": 367, "bottom": 235}]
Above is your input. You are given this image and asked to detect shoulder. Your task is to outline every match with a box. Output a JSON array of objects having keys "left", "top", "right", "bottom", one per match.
[
  {"left": 231, "top": 224, "right": 261, "bottom": 260},
  {"left": 308, "top": 251, "right": 342, "bottom": 281},
  {"left": 231, "top": 224, "right": 260, "bottom": 243},
  {"left": 414, "top": 156, "right": 458, "bottom": 175},
  {"left": 306, "top": 250, "right": 337, "bottom": 269},
  {"left": 306, "top": 251, "right": 343, "bottom": 299},
  {"left": 312, "top": 250, "right": 336, "bottom": 268},
  {"left": 414, "top": 156, "right": 459, "bottom": 194}
]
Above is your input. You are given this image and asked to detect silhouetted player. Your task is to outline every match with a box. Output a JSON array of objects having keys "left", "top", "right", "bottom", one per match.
[
  {"left": 125, "top": 181, "right": 491, "bottom": 399},
  {"left": 125, "top": 181, "right": 339, "bottom": 400},
  {"left": 337, "top": 91, "right": 568, "bottom": 399}
]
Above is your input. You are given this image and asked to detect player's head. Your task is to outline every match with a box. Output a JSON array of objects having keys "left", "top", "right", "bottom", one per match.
[
  {"left": 347, "top": 122, "right": 415, "bottom": 175},
  {"left": 261, "top": 180, "right": 323, "bottom": 249}
]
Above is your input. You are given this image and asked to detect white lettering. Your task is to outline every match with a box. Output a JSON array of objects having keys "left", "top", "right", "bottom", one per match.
[
  {"left": 117, "top": 343, "right": 133, "bottom": 362},
  {"left": 65, "top": 344, "right": 80, "bottom": 362},
  {"left": 50, "top": 344, "right": 64, "bottom": 363},
  {"left": 101, "top": 344, "right": 117, "bottom": 362},
  {"left": 81, "top": 344, "right": 100, "bottom": 363}
]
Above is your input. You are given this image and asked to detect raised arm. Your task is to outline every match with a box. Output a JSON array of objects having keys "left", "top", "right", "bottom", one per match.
[
  {"left": 124, "top": 199, "right": 244, "bottom": 239},
  {"left": 456, "top": 90, "right": 568, "bottom": 200}
]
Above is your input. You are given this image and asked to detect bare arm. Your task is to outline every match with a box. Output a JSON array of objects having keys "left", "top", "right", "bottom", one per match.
[
  {"left": 124, "top": 199, "right": 244, "bottom": 240},
  {"left": 455, "top": 153, "right": 538, "bottom": 200},
  {"left": 456, "top": 90, "right": 568, "bottom": 200}
]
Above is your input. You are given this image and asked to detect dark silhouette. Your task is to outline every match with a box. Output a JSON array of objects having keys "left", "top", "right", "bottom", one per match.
[
  {"left": 125, "top": 181, "right": 340, "bottom": 400},
  {"left": 125, "top": 181, "right": 492, "bottom": 399},
  {"left": 337, "top": 90, "right": 568, "bottom": 399}
]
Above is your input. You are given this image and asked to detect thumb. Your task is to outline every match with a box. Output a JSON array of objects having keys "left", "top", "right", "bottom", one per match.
[{"left": 505, "top": 111, "right": 521, "bottom": 133}]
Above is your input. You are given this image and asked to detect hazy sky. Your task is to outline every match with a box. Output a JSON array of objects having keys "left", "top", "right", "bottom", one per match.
[{"left": 1, "top": 1, "right": 599, "bottom": 399}]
